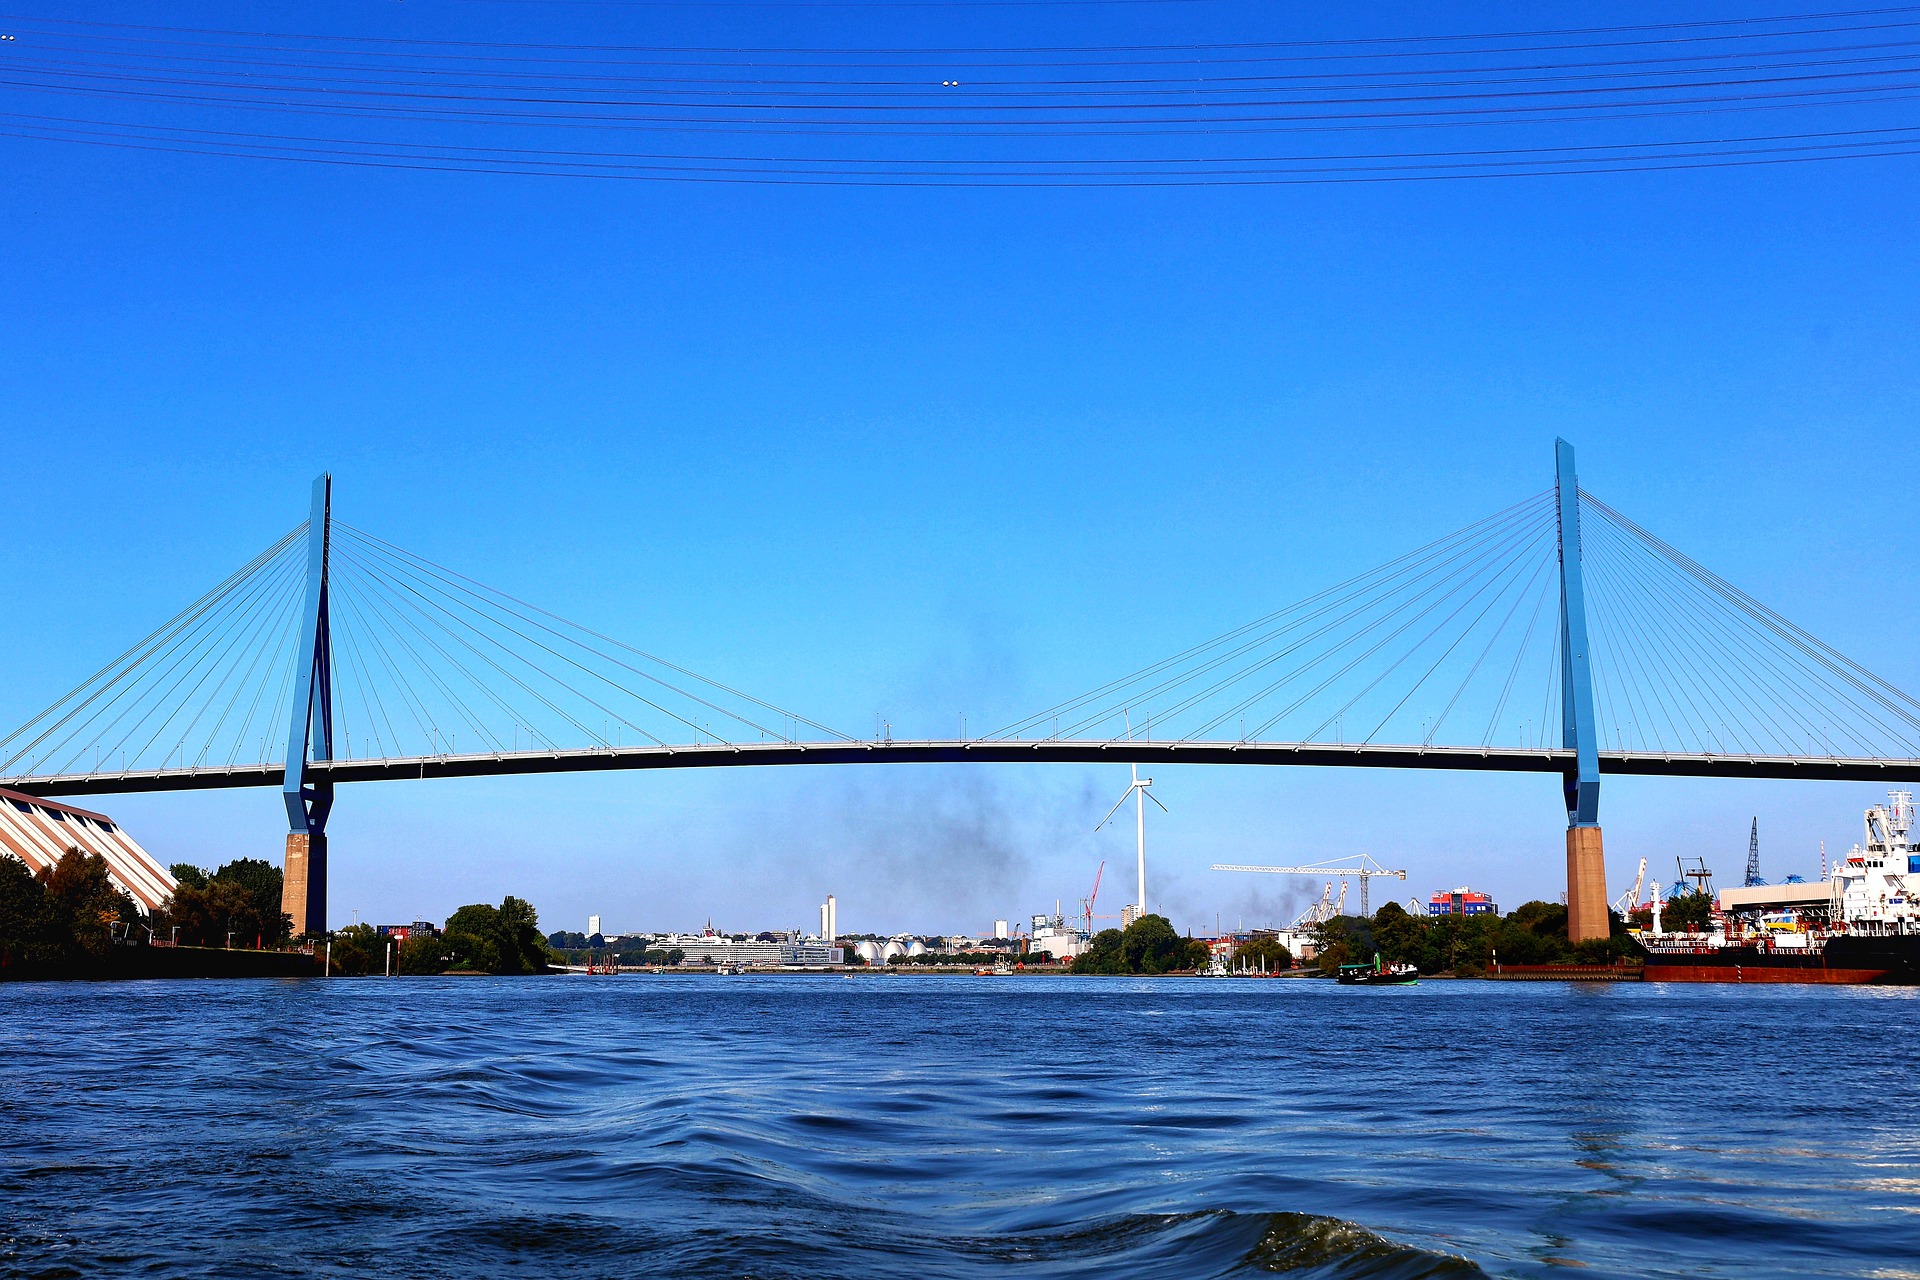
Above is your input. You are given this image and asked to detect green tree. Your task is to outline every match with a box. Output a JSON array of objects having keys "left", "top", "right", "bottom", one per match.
[
  {"left": 444, "top": 902, "right": 503, "bottom": 972},
  {"left": 1070, "top": 927, "right": 1127, "bottom": 974},
  {"left": 161, "top": 859, "right": 290, "bottom": 949},
  {"left": 211, "top": 859, "right": 288, "bottom": 944},
  {"left": 1120, "top": 914, "right": 1189, "bottom": 974},
  {"left": 398, "top": 933, "right": 450, "bottom": 974},
  {"left": 1663, "top": 890, "right": 1713, "bottom": 932},
  {"left": 0, "top": 854, "right": 64, "bottom": 973},
  {"left": 39, "top": 849, "right": 141, "bottom": 959},
  {"left": 1313, "top": 916, "right": 1371, "bottom": 975},
  {"left": 328, "top": 923, "right": 385, "bottom": 975},
  {"left": 1370, "top": 901, "right": 1431, "bottom": 969},
  {"left": 495, "top": 896, "right": 549, "bottom": 974},
  {"left": 440, "top": 897, "right": 552, "bottom": 975},
  {"left": 1234, "top": 937, "right": 1293, "bottom": 972},
  {"left": 1070, "top": 917, "right": 1198, "bottom": 975}
]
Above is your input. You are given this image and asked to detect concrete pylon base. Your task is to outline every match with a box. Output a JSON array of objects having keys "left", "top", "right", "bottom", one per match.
[
  {"left": 282, "top": 832, "right": 327, "bottom": 938},
  {"left": 1565, "top": 825, "right": 1609, "bottom": 944}
]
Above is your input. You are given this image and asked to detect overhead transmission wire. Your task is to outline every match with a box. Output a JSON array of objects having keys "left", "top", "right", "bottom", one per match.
[
  {"left": 18, "top": 38, "right": 1920, "bottom": 101},
  {"left": 15, "top": 6, "right": 1920, "bottom": 56},
  {"left": 6, "top": 11, "right": 1920, "bottom": 182}
]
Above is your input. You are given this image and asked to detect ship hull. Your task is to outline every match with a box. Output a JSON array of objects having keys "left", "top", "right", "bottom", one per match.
[{"left": 1642, "top": 934, "right": 1920, "bottom": 985}]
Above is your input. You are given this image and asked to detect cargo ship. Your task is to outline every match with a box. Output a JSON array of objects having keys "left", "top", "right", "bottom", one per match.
[{"left": 1639, "top": 791, "right": 1920, "bottom": 985}]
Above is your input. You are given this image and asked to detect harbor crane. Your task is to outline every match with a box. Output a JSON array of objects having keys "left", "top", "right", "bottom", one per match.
[
  {"left": 1213, "top": 854, "right": 1407, "bottom": 917},
  {"left": 1079, "top": 860, "right": 1121, "bottom": 936},
  {"left": 1611, "top": 857, "right": 1648, "bottom": 915}
]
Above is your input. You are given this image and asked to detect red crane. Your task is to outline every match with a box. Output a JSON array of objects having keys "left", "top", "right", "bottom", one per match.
[{"left": 1081, "top": 860, "right": 1117, "bottom": 935}]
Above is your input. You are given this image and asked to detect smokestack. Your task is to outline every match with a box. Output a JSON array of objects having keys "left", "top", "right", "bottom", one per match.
[{"left": 827, "top": 894, "right": 837, "bottom": 941}]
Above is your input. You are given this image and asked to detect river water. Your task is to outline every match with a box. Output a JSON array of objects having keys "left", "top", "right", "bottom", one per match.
[{"left": 3, "top": 975, "right": 1916, "bottom": 1279}]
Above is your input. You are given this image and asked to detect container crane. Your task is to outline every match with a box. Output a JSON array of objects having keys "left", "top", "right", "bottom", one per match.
[{"left": 1213, "top": 854, "right": 1407, "bottom": 917}]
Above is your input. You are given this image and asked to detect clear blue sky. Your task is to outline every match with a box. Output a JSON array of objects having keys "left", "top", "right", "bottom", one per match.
[{"left": 3, "top": 1, "right": 1918, "bottom": 936}]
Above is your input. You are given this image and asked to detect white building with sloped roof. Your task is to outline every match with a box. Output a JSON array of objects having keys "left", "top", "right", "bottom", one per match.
[{"left": 0, "top": 788, "right": 176, "bottom": 913}]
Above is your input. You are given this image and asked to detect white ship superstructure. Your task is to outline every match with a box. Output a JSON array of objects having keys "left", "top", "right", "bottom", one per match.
[{"left": 1833, "top": 790, "right": 1918, "bottom": 926}]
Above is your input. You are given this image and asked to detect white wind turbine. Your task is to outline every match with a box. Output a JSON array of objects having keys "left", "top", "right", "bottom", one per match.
[{"left": 1097, "top": 759, "right": 1167, "bottom": 921}]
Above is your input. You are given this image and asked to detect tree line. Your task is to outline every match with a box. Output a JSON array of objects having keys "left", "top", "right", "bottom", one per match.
[
  {"left": 0, "top": 846, "right": 555, "bottom": 979},
  {"left": 1071, "top": 914, "right": 1213, "bottom": 975},
  {"left": 0, "top": 849, "right": 143, "bottom": 977},
  {"left": 1314, "top": 898, "right": 1641, "bottom": 976}
]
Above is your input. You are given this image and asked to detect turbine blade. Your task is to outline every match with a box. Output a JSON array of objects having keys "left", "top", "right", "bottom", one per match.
[
  {"left": 1095, "top": 791, "right": 1131, "bottom": 830},
  {"left": 1145, "top": 789, "right": 1170, "bottom": 814}
]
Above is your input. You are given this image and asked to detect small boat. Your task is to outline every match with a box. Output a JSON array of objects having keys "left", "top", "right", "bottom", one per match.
[{"left": 1336, "top": 953, "right": 1419, "bottom": 986}]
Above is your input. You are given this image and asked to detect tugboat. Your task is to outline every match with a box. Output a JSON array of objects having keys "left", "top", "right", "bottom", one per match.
[
  {"left": 1639, "top": 791, "right": 1920, "bottom": 984},
  {"left": 1336, "top": 952, "right": 1419, "bottom": 985}
]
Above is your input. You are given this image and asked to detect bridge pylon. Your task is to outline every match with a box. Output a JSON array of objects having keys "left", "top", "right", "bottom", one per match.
[
  {"left": 1555, "top": 440, "right": 1609, "bottom": 944},
  {"left": 280, "top": 474, "right": 335, "bottom": 938}
]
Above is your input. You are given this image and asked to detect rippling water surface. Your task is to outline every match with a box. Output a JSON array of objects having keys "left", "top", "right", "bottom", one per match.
[{"left": 3, "top": 976, "right": 1917, "bottom": 1279}]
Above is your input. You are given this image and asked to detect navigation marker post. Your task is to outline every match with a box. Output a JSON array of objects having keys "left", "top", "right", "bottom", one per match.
[
  {"left": 281, "top": 473, "right": 335, "bottom": 938},
  {"left": 1555, "top": 440, "right": 1610, "bottom": 943}
]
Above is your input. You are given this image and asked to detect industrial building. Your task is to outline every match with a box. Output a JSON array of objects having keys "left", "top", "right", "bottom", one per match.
[
  {"left": 1428, "top": 887, "right": 1499, "bottom": 916},
  {"left": 655, "top": 931, "right": 843, "bottom": 966},
  {"left": 0, "top": 788, "right": 175, "bottom": 913}
]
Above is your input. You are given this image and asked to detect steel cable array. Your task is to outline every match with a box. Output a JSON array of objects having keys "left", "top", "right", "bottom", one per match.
[
  {"left": 989, "top": 491, "right": 1567, "bottom": 748},
  {"left": 993, "top": 489, "right": 1920, "bottom": 761},
  {"left": 2, "top": 7, "right": 1920, "bottom": 182},
  {"left": 5, "top": 481, "right": 1918, "bottom": 784},
  {"left": 0, "top": 519, "right": 851, "bottom": 782}
]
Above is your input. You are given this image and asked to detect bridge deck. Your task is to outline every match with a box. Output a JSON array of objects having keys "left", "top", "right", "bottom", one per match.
[{"left": 5, "top": 740, "right": 1918, "bottom": 798}]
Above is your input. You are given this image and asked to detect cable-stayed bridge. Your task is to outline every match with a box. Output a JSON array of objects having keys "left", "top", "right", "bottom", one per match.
[{"left": 5, "top": 441, "right": 1917, "bottom": 942}]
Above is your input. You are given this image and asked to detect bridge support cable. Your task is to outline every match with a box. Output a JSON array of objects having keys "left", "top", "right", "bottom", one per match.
[
  {"left": 331, "top": 522, "right": 853, "bottom": 747},
  {"left": 0, "top": 523, "right": 308, "bottom": 780},
  {"left": 318, "top": 521, "right": 854, "bottom": 761},
  {"left": 1577, "top": 493, "right": 1920, "bottom": 762},
  {"left": 0, "top": 479, "right": 850, "bottom": 806},
  {"left": 987, "top": 491, "right": 1564, "bottom": 748}
]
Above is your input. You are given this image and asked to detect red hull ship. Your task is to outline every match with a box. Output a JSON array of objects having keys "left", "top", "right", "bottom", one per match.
[{"left": 1636, "top": 791, "right": 1920, "bottom": 986}]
